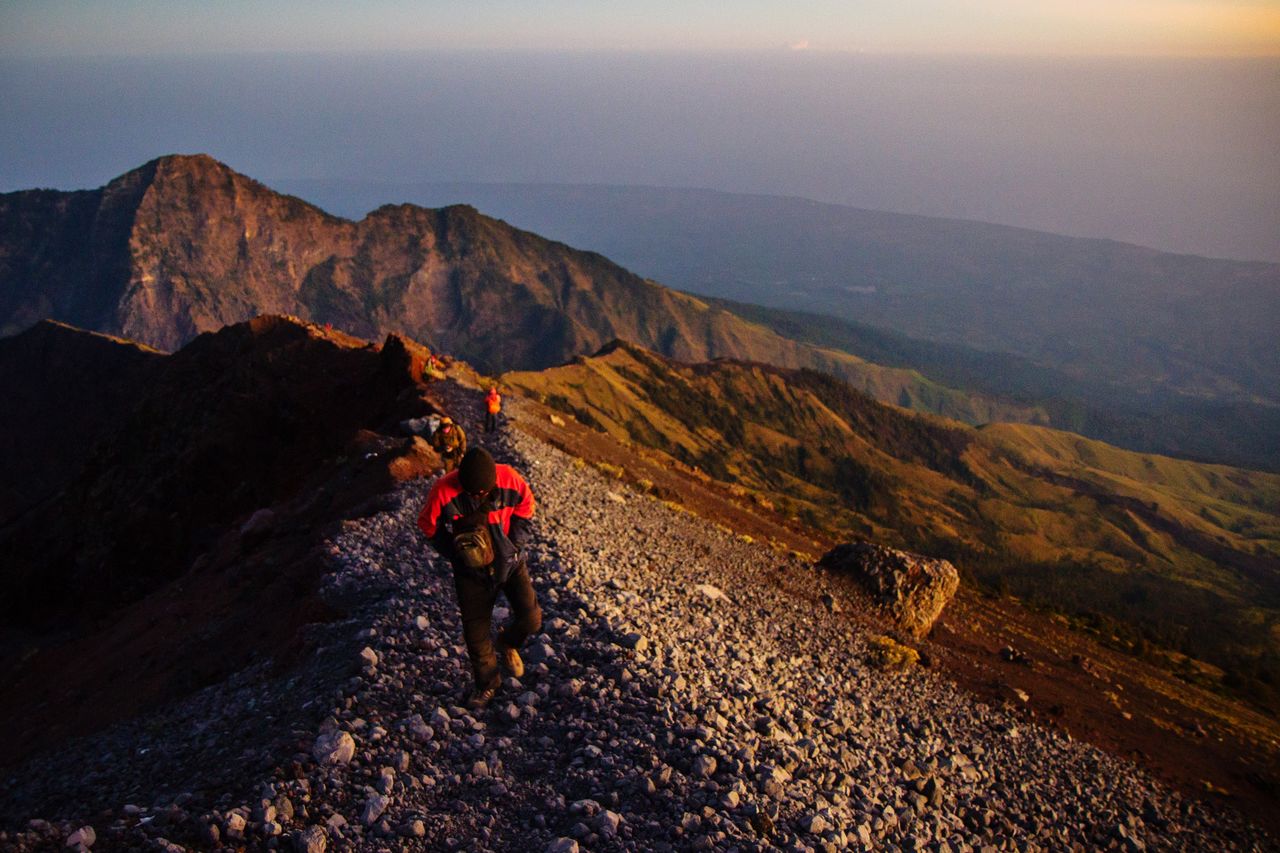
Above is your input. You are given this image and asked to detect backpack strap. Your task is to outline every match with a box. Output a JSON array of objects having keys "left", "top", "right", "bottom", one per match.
[{"left": 451, "top": 493, "right": 494, "bottom": 532}]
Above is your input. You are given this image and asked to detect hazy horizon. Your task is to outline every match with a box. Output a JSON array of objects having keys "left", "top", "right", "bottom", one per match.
[{"left": 2, "top": 51, "right": 1277, "bottom": 262}]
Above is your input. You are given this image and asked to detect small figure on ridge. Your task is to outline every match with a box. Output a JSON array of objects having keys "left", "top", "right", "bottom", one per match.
[{"left": 484, "top": 385, "right": 502, "bottom": 433}]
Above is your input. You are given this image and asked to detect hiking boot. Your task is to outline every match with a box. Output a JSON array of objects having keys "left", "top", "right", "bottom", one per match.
[
  {"left": 497, "top": 641, "right": 524, "bottom": 678},
  {"left": 466, "top": 681, "right": 499, "bottom": 710}
]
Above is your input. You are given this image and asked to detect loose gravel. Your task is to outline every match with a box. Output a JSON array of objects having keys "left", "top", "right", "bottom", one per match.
[{"left": 0, "top": 384, "right": 1271, "bottom": 852}]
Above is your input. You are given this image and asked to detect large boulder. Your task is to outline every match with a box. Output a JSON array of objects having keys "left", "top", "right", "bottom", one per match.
[{"left": 818, "top": 543, "right": 959, "bottom": 638}]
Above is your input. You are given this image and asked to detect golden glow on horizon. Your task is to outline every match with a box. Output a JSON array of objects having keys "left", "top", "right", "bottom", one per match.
[
  {"left": 812, "top": 1, "right": 1280, "bottom": 56},
  {"left": 1051, "top": 1, "right": 1280, "bottom": 55},
  {"left": 2, "top": 0, "right": 1279, "bottom": 57}
]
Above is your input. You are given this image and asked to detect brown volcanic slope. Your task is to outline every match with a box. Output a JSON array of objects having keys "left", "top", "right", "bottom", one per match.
[
  {"left": 0, "top": 314, "right": 436, "bottom": 626},
  {"left": 0, "top": 321, "right": 163, "bottom": 523},
  {"left": 0, "top": 153, "right": 1038, "bottom": 427},
  {"left": 0, "top": 316, "right": 444, "bottom": 766}
]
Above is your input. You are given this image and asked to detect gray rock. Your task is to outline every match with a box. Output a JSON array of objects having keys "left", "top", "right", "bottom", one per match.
[
  {"left": 817, "top": 542, "right": 959, "bottom": 639},
  {"left": 65, "top": 826, "right": 96, "bottom": 848},
  {"left": 359, "top": 646, "right": 379, "bottom": 669},
  {"left": 802, "top": 813, "right": 830, "bottom": 835},
  {"left": 619, "top": 632, "right": 649, "bottom": 651},
  {"left": 598, "top": 810, "right": 623, "bottom": 838},
  {"left": 240, "top": 508, "right": 276, "bottom": 539},
  {"left": 224, "top": 813, "right": 247, "bottom": 840},
  {"left": 693, "top": 754, "right": 718, "bottom": 778},
  {"left": 407, "top": 714, "right": 434, "bottom": 742},
  {"left": 525, "top": 640, "right": 556, "bottom": 664},
  {"left": 312, "top": 731, "right": 356, "bottom": 765},
  {"left": 361, "top": 794, "right": 390, "bottom": 826},
  {"left": 294, "top": 826, "right": 327, "bottom": 853},
  {"left": 545, "top": 839, "right": 579, "bottom": 853}
]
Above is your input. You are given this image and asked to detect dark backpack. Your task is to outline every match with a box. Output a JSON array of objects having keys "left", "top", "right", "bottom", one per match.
[{"left": 451, "top": 498, "right": 495, "bottom": 572}]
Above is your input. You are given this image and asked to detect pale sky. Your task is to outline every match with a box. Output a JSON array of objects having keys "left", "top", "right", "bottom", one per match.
[{"left": 2, "top": 0, "right": 1280, "bottom": 57}]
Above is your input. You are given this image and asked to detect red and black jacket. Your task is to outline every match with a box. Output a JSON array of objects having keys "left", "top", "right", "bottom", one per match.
[{"left": 417, "top": 464, "right": 535, "bottom": 569}]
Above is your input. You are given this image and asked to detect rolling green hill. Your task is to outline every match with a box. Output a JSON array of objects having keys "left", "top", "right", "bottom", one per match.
[
  {"left": 506, "top": 342, "right": 1280, "bottom": 710},
  {"left": 710, "top": 296, "right": 1280, "bottom": 472}
]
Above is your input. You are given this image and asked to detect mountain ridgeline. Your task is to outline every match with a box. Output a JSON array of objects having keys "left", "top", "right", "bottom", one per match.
[
  {"left": 709, "top": 297, "right": 1280, "bottom": 473},
  {"left": 282, "top": 180, "right": 1280, "bottom": 472},
  {"left": 0, "top": 154, "right": 1036, "bottom": 428},
  {"left": 300, "top": 181, "right": 1280, "bottom": 406}
]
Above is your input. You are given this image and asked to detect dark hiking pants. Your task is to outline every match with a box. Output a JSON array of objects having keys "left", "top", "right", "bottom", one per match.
[
  {"left": 485, "top": 411, "right": 497, "bottom": 432},
  {"left": 452, "top": 561, "right": 542, "bottom": 689}
]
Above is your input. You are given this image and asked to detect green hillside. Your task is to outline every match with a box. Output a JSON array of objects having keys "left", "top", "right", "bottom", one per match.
[
  {"left": 506, "top": 343, "right": 1280, "bottom": 711},
  {"left": 709, "top": 296, "right": 1280, "bottom": 473}
]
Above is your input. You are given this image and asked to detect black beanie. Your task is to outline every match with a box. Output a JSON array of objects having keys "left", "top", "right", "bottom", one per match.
[{"left": 459, "top": 447, "right": 497, "bottom": 494}]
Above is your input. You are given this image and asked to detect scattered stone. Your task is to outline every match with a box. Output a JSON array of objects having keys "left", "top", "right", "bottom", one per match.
[
  {"left": 802, "top": 813, "right": 830, "bottom": 835},
  {"left": 294, "top": 826, "right": 327, "bottom": 853},
  {"left": 695, "top": 584, "right": 725, "bottom": 601},
  {"left": 598, "top": 810, "right": 623, "bottom": 838},
  {"left": 65, "top": 826, "right": 96, "bottom": 848},
  {"left": 407, "top": 713, "right": 434, "bottom": 742},
  {"left": 618, "top": 632, "right": 648, "bottom": 651},
  {"left": 545, "top": 839, "right": 578, "bottom": 853},
  {"left": 312, "top": 730, "right": 356, "bottom": 765},
  {"left": 361, "top": 794, "right": 389, "bottom": 826},
  {"left": 525, "top": 640, "right": 556, "bottom": 664},
  {"left": 818, "top": 543, "right": 959, "bottom": 638},
  {"left": 224, "top": 813, "right": 246, "bottom": 840},
  {"left": 377, "top": 766, "right": 396, "bottom": 794},
  {"left": 1, "top": 419, "right": 1265, "bottom": 853}
]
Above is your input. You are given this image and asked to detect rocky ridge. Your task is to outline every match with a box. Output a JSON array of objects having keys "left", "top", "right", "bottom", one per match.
[
  {"left": 0, "top": 381, "right": 1269, "bottom": 851},
  {"left": 0, "top": 154, "right": 1040, "bottom": 426}
]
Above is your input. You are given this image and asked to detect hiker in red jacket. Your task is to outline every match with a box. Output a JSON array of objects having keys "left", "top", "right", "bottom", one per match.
[
  {"left": 484, "top": 386, "right": 501, "bottom": 433},
  {"left": 417, "top": 447, "right": 541, "bottom": 709}
]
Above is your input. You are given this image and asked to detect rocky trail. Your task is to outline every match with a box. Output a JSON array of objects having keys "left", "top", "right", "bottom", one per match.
[{"left": 1, "top": 382, "right": 1271, "bottom": 852}]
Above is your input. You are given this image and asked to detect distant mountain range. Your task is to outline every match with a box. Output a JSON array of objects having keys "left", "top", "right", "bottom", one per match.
[
  {"left": 280, "top": 180, "right": 1280, "bottom": 403},
  {"left": 0, "top": 155, "right": 1035, "bottom": 427},
  {"left": 4, "top": 156, "right": 1277, "bottom": 470}
]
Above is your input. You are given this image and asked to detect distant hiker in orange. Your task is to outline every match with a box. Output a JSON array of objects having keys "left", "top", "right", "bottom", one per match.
[
  {"left": 430, "top": 416, "right": 467, "bottom": 471},
  {"left": 417, "top": 447, "right": 540, "bottom": 709},
  {"left": 484, "top": 385, "right": 502, "bottom": 433}
]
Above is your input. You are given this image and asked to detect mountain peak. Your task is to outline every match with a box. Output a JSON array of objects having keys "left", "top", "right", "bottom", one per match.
[{"left": 144, "top": 152, "right": 235, "bottom": 178}]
